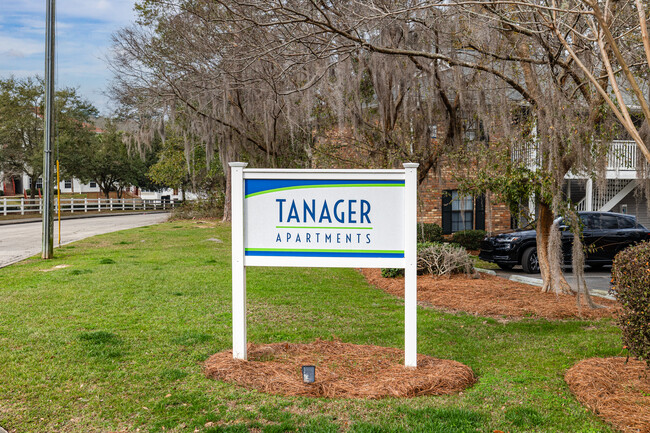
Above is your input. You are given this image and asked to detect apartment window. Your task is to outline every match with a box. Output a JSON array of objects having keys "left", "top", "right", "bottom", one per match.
[
  {"left": 64, "top": 180, "right": 72, "bottom": 189},
  {"left": 429, "top": 125, "right": 438, "bottom": 139},
  {"left": 442, "top": 190, "right": 485, "bottom": 234},
  {"left": 463, "top": 118, "right": 487, "bottom": 142}
]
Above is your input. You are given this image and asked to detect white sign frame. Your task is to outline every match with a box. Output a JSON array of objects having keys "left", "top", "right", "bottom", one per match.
[{"left": 230, "top": 162, "right": 419, "bottom": 367}]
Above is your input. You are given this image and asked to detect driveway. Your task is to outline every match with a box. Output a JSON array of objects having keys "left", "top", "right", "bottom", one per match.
[
  {"left": 0, "top": 213, "right": 169, "bottom": 268},
  {"left": 493, "top": 265, "right": 614, "bottom": 299}
]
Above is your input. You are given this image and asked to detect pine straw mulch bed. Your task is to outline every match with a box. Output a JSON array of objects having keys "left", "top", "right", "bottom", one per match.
[
  {"left": 204, "top": 340, "right": 476, "bottom": 399},
  {"left": 565, "top": 357, "right": 650, "bottom": 433},
  {"left": 359, "top": 269, "right": 620, "bottom": 320}
]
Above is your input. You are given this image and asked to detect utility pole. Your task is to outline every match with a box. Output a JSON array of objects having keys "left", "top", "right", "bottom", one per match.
[{"left": 42, "top": 0, "right": 55, "bottom": 259}]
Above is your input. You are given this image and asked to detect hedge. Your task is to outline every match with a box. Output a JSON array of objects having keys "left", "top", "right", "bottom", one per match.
[
  {"left": 451, "top": 230, "right": 487, "bottom": 250},
  {"left": 612, "top": 241, "right": 650, "bottom": 366},
  {"left": 417, "top": 223, "right": 444, "bottom": 243}
]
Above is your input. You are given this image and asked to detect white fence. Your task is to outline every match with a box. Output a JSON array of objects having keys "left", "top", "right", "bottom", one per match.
[{"left": 0, "top": 197, "right": 178, "bottom": 216}]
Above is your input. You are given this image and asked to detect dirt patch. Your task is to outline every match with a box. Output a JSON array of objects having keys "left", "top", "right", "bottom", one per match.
[
  {"left": 359, "top": 269, "right": 619, "bottom": 320},
  {"left": 193, "top": 220, "right": 217, "bottom": 228},
  {"left": 565, "top": 357, "right": 650, "bottom": 433},
  {"left": 40, "top": 264, "right": 70, "bottom": 272},
  {"left": 204, "top": 340, "right": 476, "bottom": 399}
]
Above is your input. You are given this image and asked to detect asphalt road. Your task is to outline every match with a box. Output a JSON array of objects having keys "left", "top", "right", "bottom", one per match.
[
  {"left": 493, "top": 265, "right": 614, "bottom": 299},
  {"left": 0, "top": 213, "right": 169, "bottom": 268}
]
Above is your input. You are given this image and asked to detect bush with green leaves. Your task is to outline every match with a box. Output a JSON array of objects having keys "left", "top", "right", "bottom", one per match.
[
  {"left": 612, "top": 241, "right": 650, "bottom": 366},
  {"left": 382, "top": 242, "right": 473, "bottom": 277},
  {"left": 380, "top": 268, "right": 404, "bottom": 278},
  {"left": 451, "top": 230, "right": 487, "bottom": 250},
  {"left": 417, "top": 223, "right": 444, "bottom": 243}
]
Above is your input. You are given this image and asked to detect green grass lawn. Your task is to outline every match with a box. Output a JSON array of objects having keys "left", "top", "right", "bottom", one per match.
[
  {"left": 471, "top": 255, "right": 500, "bottom": 270},
  {"left": 0, "top": 220, "right": 621, "bottom": 432}
]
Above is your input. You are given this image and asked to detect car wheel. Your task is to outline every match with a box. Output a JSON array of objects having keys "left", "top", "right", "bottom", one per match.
[
  {"left": 497, "top": 263, "right": 514, "bottom": 270},
  {"left": 521, "top": 247, "right": 540, "bottom": 274}
]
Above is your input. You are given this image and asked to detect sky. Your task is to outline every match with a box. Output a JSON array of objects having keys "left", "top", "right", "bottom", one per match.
[{"left": 0, "top": 0, "right": 138, "bottom": 115}]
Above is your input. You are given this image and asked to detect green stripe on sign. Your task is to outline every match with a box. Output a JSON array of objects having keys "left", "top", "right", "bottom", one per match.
[
  {"left": 245, "top": 183, "right": 404, "bottom": 198},
  {"left": 245, "top": 248, "right": 404, "bottom": 254},
  {"left": 275, "top": 226, "right": 373, "bottom": 230}
]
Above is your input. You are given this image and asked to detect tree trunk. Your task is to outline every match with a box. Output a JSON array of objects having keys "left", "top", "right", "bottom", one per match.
[
  {"left": 536, "top": 201, "right": 552, "bottom": 288},
  {"left": 222, "top": 162, "right": 232, "bottom": 222},
  {"left": 30, "top": 178, "right": 37, "bottom": 199},
  {"left": 537, "top": 201, "right": 572, "bottom": 294}
]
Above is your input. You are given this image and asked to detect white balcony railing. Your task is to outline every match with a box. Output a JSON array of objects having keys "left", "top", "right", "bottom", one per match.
[
  {"left": 607, "top": 140, "right": 637, "bottom": 171},
  {"left": 512, "top": 140, "right": 639, "bottom": 173}
]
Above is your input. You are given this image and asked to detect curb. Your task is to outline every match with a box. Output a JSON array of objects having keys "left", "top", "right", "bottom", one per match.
[
  {"left": 475, "top": 268, "right": 496, "bottom": 276},
  {"left": 0, "top": 211, "right": 170, "bottom": 226},
  {"left": 509, "top": 274, "right": 544, "bottom": 287},
  {"left": 507, "top": 274, "right": 616, "bottom": 300}
]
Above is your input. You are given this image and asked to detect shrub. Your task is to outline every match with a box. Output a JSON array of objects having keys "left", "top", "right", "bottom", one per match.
[
  {"left": 417, "top": 223, "right": 444, "bottom": 243},
  {"left": 382, "top": 242, "right": 473, "bottom": 278},
  {"left": 418, "top": 243, "right": 474, "bottom": 276},
  {"left": 381, "top": 268, "right": 404, "bottom": 278},
  {"left": 170, "top": 197, "right": 223, "bottom": 220},
  {"left": 451, "top": 230, "right": 487, "bottom": 250},
  {"left": 382, "top": 243, "right": 436, "bottom": 278},
  {"left": 612, "top": 241, "right": 650, "bottom": 366}
]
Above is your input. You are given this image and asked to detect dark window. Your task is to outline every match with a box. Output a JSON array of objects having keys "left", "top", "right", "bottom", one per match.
[
  {"left": 617, "top": 216, "right": 635, "bottom": 229},
  {"left": 443, "top": 190, "right": 483, "bottom": 234},
  {"left": 89, "top": 181, "right": 97, "bottom": 188},
  {"left": 64, "top": 180, "right": 72, "bottom": 189},
  {"left": 580, "top": 214, "right": 597, "bottom": 230},
  {"left": 463, "top": 118, "right": 487, "bottom": 141},
  {"left": 36, "top": 178, "right": 43, "bottom": 190},
  {"left": 600, "top": 215, "right": 619, "bottom": 230},
  {"left": 451, "top": 191, "right": 473, "bottom": 232}
]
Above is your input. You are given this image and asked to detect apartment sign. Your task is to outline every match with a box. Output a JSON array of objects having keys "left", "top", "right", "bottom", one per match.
[
  {"left": 229, "top": 163, "right": 419, "bottom": 366},
  {"left": 244, "top": 177, "right": 409, "bottom": 267}
]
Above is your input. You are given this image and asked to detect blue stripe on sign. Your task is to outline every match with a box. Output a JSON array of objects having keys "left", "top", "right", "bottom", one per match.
[
  {"left": 244, "top": 179, "right": 404, "bottom": 197},
  {"left": 245, "top": 251, "right": 405, "bottom": 258}
]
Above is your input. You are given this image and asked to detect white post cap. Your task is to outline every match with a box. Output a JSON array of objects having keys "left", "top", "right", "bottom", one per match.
[
  {"left": 229, "top": 162, "right": 249, "bottom": 168},
  {"left": 403, "top": 163, "right": 419, "bottom": 168}
]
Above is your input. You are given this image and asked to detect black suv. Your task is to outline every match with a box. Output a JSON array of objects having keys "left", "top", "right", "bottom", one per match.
[{"left": 479, "top": 211, "right": 650, "bottom": 273}]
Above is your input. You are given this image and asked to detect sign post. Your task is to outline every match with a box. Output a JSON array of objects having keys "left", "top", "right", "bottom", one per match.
[
  {"left": 403, "top": 163, "right": 418, "bottom": 367},
  {"left": 230, "top": 162, "right": 248, "bottom": 360},
  {"left": 230, "top": 163, "right": 419, "bottom": 367}
]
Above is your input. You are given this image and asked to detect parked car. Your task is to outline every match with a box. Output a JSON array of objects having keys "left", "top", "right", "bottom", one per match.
[{"left": 479, "top": 211, "right": 650, "bottom": 273}]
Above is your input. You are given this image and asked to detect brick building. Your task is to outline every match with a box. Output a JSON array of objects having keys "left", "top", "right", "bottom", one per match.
[
  {"left": 418, "top": 164, "right": 512, "bottom": 234},
  {"left": 314, "top": 128, "right": 513, "bottom": 235}
]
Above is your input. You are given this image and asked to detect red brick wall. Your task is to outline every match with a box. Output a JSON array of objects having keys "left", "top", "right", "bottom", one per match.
[{"left": 417, "top": 163, "right": 512, "bottom": 234}]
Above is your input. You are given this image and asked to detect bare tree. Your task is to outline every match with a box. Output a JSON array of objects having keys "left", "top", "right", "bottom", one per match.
[
  {"left": 109, "top": 0, "right": 633, "bottom": 304},
  {"left": 202, "top": 0, "right": 614, "bottom": 298}
]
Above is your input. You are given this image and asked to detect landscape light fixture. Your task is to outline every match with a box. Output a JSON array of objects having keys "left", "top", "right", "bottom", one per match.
[{"left": 301, "top": 365, "right": 315, "bottom": 383}]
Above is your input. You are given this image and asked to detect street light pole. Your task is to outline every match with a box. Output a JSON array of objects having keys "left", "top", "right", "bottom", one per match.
[{"left": 42, "top": 0, "right": 55, "bottom": 259}]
